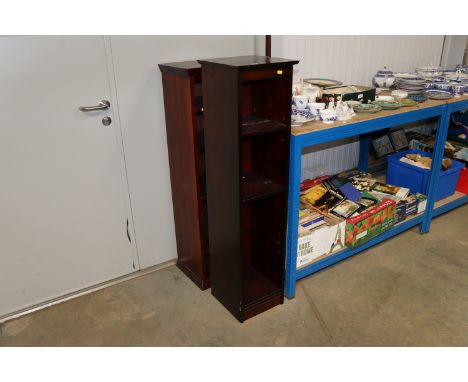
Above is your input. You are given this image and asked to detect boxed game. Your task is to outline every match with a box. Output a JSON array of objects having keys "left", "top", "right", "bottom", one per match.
[{"left": 345, "top": 198, "right": 396, "bottom": 249}]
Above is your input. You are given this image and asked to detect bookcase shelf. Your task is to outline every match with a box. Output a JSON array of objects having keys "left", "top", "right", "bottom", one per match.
[
  {"left": 241, "top": 115, "right": 287, "bottom": 138},
  {"left": 199, "top": 55, "right": 299, "bottom": 322},
  {"left": 241, "top": 171, "right": 284, "bottom": 204}
]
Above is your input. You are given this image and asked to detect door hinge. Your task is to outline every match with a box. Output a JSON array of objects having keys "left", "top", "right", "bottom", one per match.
[{"left": 126, "top": 218, "right": 131, "bottom": 243}]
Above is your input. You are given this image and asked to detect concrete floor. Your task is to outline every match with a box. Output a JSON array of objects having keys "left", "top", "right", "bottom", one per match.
[{"left": 1, "top": 205, "right": 467, "bottom": 346}]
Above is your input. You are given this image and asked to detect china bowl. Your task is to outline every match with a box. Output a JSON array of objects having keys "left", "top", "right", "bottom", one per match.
[
  {"left": 434, "top": 82, "right": 453, "bottom": 92},
  {"left": 416, "top": 64, "right": 443, "bottom": 79},
  {"left": 319, "top": 109, "right": 338, "bottom": 124},
  {"left": 391, "top": 89, "right": 408, "bottom": 99},
  {"left": 424, "top": 82, "right": 435, "bottom": 90},
  {"left": 375, "top": 95, "right": 394, "bottom": 102},
  {"left": 452, "top": 84, "right": 465, "bottom": 96},
  {"left": 292, "top": 95, "right": 309, "bottom": 109}
]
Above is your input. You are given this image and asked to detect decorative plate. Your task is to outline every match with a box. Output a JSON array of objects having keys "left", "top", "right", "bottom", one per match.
[
  {"left": 398, "top": 98, "right": 418, "bottom": 107},
  {"left": 303, "top": 78, "right": 343, "bottom": 88},
  {"left": 425, "top": 89, "right": 453, "bottom": 100},
  {"left": 373, "top": 100, "right": 403, "bottom": 110},
  {"left": 407, "top": 94, "right": 428, "bottom": 103},
  {"left": 353, "top": 104, "right": 383, "bottom": 114}
]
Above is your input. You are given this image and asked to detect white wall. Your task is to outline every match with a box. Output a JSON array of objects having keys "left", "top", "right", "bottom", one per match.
[
  {"left": 110, "top": 36, "right": 256, "bottom": 269},
  {"left": 274, "top": 35, "right": 445, "bottom": 85},
  {"left": 272, "top": 35, "right": 446, "bottom": 180},
  {"left": 441, "top": 35, "right": 468, "bottom": 69}
]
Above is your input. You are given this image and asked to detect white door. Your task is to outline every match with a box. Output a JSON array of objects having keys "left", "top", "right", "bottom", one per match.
[{"left": 0, "top": 36, "right": 139, "bottom": 317}]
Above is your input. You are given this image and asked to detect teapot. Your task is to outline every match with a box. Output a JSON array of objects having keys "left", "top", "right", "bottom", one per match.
[
  {"left": 301, "top": 83, "right": 322, "bottom": 103},
  {"left": 372, "top": 66, "right": 395, "bottom": 90}
]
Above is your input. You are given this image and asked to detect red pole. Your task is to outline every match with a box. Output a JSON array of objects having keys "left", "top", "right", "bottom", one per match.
[{"left": 265, "top": 35, "right": 271, "bottom": 57}]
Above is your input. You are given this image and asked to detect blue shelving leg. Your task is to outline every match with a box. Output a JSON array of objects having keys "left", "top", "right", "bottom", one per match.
[
  {"left": 358, "top": 134, "right": 371, "bottom": 171},
  {"left": 285, "top": 135, "right": 302, "bottom": 299},
  {"left": 421, "top": 108, "right": 450, "bottom": 233}
]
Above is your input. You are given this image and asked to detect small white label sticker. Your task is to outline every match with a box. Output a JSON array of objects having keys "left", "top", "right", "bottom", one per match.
[{"left": 356, "top": 230, "right": 368, "bottom": 240}]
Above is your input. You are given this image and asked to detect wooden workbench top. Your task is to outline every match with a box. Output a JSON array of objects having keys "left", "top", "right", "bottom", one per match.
[{"left": 292, "top": 94, "right": 468, "bottom": 136}]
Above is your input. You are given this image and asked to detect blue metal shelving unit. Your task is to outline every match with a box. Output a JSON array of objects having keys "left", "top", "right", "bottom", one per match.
[{"left": 285, "top": 96, "right": 468, "bottom": 298}]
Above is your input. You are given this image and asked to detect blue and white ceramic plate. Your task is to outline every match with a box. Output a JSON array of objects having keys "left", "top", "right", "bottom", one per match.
[{"left": 425, "top": 89, "right": 453, "bottom": 100}]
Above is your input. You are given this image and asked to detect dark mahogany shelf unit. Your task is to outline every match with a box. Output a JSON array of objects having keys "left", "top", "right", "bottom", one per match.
[
  {"left": 159, "top": 61, "right": 210, "bottom": 290},
  {"left": 199, "top": 55, "right": 299, "bottom": 322}
]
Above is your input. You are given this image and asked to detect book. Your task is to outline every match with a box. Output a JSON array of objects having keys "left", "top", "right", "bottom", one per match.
[
  {"left": 301, "top": 184, "right": 328, "bottom": 205},
  {"left": 353, "top": 192, "right": 379, "bottom": 215},
  {"left": 330, "top": 199, "right": 361, "bottom": 219},
  {"left": 300, "top": 176, "right": 329, "bottom": 192},
  {"left": 351, "top": 177, "right": 377, "bottom": 192},
  {"left": 313, "top": 188, "right": 345, "bottom": 214},
  {"left": 339, "top": 182, "right": 361, "bottom": 201},
  {"left": 371, "top": 181, "right": 401, "bottom": 195}
]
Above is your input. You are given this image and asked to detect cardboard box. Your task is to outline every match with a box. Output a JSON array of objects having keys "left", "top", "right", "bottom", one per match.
[
  {"left": 297, "top": 218, "right": 346, "bottom": 268},
  {"left": 322, "top": 85, "right": 376, "bottom": 104},
  {"left": 345, "top": 198, "right": 396, "bottom": 249}
]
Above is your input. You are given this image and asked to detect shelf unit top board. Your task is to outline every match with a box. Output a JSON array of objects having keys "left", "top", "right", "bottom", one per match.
[
  {"left": 198, "top": 55, "right": 299, "bottom": 70},
  {"left": 292, "top": 97, "right": 451, "bottom": 136},
  {"left": 158, "top": 61, "right": 201, "bottom": 80}
]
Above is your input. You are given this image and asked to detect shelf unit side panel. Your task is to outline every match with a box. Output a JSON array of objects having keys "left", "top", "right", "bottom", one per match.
[
  {"left": 161, "top": 73, "right": 207, "bottom": 286},
  {"left": 202, "top": 64, "right": 243, "bottom": 316}
]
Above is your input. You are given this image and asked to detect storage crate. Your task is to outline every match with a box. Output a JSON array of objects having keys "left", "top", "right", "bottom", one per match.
[
  {"left": 456, "top": 168, "right": 468, "bottom": 194},
  {"left": 387, "top": 149, "right": 464, "bottom": 201}
]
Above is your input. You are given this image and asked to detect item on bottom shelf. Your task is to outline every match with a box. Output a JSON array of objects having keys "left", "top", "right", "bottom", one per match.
[
  {"left": 345, "top": 198, "right": 396, "bottom": 249},
  {"left": 388, "top": 129, "right": 409, "bottom": 151},
  {"left": 313, "top": 188, "right": 346, "bottom": 215},
  {"left": 372, "top": 134, "right": 394, "bottom": 157},
  {"left": 395, "top": 194, "right": 418, "bottom": 223},
  {"left": 300, "top": 175, "right": 329, "bottom": 192},
  {"left": 329, "top": 199, "right": 361, "bottom": 219},
  {"left": 297, "top": 218, "right": 346, "bottom": 268},
  {"left": 371, "top": 181, "right": 400, "bottom": 195},
  {"left": 387, "top": 149, "right": 465, "bottom": 201},
  {"left": 299, "top": 208, "right": 326, "bottom": 235},
  {"left": 402, "top": 153, "right": 453, "bottom": 170},
  {"left": 354, "top": 192, "right": 380, "bottom": 214},
  {"left": 338, "top": 182, "right": 361, "bottom": 201},
  {"left": 301, "top": 183, "right": 328, "bottom": 205},
  {"left": 456, "top": 168, "right": 468, "bottom": 194},
  {"left": 415, "top": 193, "right": 428, "bottom": 213},
  {"left": 351, "top": 177, "right": 377, "bottom": 192}
]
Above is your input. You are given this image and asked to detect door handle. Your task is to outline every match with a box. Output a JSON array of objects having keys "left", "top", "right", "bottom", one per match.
[{"left": 79, "top": 100, "right": 110, "bottom": 112}]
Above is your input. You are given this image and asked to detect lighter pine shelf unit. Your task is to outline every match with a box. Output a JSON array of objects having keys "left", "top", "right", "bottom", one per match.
[{"left": 285, "top": 94, "right": 468, "bottom": 298}]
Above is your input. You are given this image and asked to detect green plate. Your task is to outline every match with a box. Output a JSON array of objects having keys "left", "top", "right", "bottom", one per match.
[
  {"left": 373, "top": 101, "right": 403, "bottom": 110},
  {"left": 353, "top": 104, "right": 383, "bottom": 114},
  {"left": 398, "top": 98, "right": 418, "bottom": 107}
]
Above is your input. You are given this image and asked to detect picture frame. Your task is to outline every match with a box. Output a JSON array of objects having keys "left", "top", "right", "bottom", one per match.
[
  {"left": 371, "top": 134, "right": 394, "bottom": 157},
  {"left": 389, "top": 129, "right": 409, "bottom": 151}
]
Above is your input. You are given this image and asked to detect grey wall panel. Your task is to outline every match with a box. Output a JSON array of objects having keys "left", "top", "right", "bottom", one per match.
[{"left": 274, "top": 35, "right": 445, "bottom": 179}]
